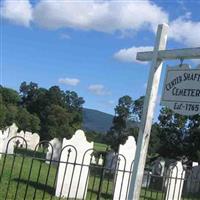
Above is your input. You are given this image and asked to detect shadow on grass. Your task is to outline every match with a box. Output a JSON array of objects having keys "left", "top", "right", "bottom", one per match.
[
  {"left": 13, "top": 178, "right": 55, "bottom": 195},
  {"left": 87, "top": 188, "right": 113, "bottom": 199}
]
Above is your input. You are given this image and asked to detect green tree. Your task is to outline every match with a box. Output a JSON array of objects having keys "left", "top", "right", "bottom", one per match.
[
  {"left": 0, "top": 86, "right": 20, "bottom": 105},
  {"left": 157, "top": 107, "right": 188, "bottom": 159},
  {"left": 184, "top": 114, "right": 200, "bottom": 162},
  {"left": 16, "top": 108, "right": 40, "bottom": 132},
  {"left": 65, "top": 91, "right": 85, "bottom": 130},
  {"left": 19, "top": 82, "right": 85, "bottom": 139},
  {"left": 0, "top": 94, "right": 7, "bottom": 128},
  {"left": 42, "top": 105, "right": 73, "bottom": 140},
  {"left": 105, "top": 95, "right": 144, "bottom": 151}
]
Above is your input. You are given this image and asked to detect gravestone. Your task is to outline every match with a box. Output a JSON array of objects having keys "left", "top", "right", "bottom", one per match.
[
  {"left": 192, "top": 162, "right": 198, "bottom": 167},
  {"left": 46, "top": 138, "right": 62, "bottom": 164},
  {"left": 24, "top": 131, "right": 32, "bottom": 149},
  {"left": 55, "top": 130, "right": 93, "bottom": 199},
  {"left": 165, "top": 161, "right": 185, "bottom": 200},
  {"left": 150, "top": 158, "right": 165, "bottom": 190},
  {"left": 152, "top": 158, "right": 165, "bottom": 176},
  {"left": 20, "top": 131, "right": 40, "bottom": 151},
  {"left": 8, "top": 123, "right": 18, "bottom": 138},
  {"left": 142, "top": 170, "right": 152, "bottom": 188},
  {"left": 0, "top": 129, "right": 15, "bottom": 157},
  {"left": 186, "top": 165, "right": 200, "bottom": 194},
  {"left": 91, "top": 155, "right": 96, "bottom": 164},
  {"left": 29, "top": 133, "right": 40, "bottom": 150},
  {"left": 113, "top": 136, "right": 136, "bottom": 200},
  {"left": 16, "top": 131, "right": 25, "bottom": 148},
  {"left": 105, "top": 150, "right": 117, "bottom": 173},
  {"left": 98, "top": 154, "right": 103, "bottom": 165}
]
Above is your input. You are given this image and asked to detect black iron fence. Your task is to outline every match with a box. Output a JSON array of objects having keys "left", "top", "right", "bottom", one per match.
[{"left": 0, "top": 136, "right": 200, "bottom": 200}]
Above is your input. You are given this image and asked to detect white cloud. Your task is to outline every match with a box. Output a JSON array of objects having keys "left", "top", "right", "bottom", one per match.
[
  {"left": 1, "top": 0, "right": 32, "bottom": 27},
  {"left": 114, "top": 46, "right": 153, "bottom": 63},
  {"left": 58, "top": 78, "right": 80, "bottom": 86},
  {"left": 1, "top": 0, "right": 200, "bottom": 50},
  {"left": 60, "top": 33, "right": 71, "bottom": 40},
  {"left": 32, "top": 0, "right": 168, "bottom": 33},
  {"left": 88, "top": 84, "right": 110, "bottom": 96},
  {"left": 169, "top": 16, "right": 200, "bottom": 47}
]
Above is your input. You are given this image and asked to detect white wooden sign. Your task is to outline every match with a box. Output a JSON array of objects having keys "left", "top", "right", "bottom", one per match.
[{"left": 161, "top": 64, "right": 200, "bottom": 116}]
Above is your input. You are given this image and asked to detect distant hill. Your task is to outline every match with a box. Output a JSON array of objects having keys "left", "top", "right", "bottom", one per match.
[{"left": 82, "top": 108, "right": 113, "bottom": 133}]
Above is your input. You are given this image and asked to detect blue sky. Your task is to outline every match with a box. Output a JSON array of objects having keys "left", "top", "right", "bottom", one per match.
[{"left": 1, "top": 0, "right": 200, "bottom": 118}]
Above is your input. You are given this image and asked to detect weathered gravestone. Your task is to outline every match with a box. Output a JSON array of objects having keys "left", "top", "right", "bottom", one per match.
[
  {"left": 55, "top": 130, "right": 93, "bottom": 199},
  {"left": 142, "top": 170, "right": 152, "bottom": 188},
  {"left": 105, "top": 150, "right": 117, "bottom": 173},
  {"left": 15, "top": 131, "right": 40, "bottom": 150},
  {"left": 46, "top": 138, "right": 62, "bottom": 164},
  {"left": 150, "top": 158, "right": 165, "bottom": 190},
  {"left": 165, "top": 161, "right": 185, "bottom": 200},
  {"left": 113, "top": 136, "right": 136, "bottom": 200},
  {"left": 186, "top": 165, "right": 200, "bottom": 194}
]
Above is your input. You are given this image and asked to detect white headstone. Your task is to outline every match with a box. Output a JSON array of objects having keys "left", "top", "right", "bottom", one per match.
[
  {"left": 91, "top": 155, "right": 96, "bottom": 164},
  {"left": 0, "top": 130, "right": 15, "bottom": 157},
  {"left": 192, "top": 162, "right": 198, "bottom": 167},
  {"left": 24, "top": 131, "right": 32, "bottom": 149},
  {"left": 30, "top": 133, "right": 40, "bottom": 150},
  {"left": 165, "top": 161, "right": 185, "bottom": 200},
  {"left": 98, "top": 154, "right": 103, "bottom": 165},
  {"left": 55, "top": 130, "right": 93, "bottom": 199},
  {"left": 46, "top": 138, "right": 62, "bottom": 164},
  {"left": 21, "top": 131, "right": 40, "bottom": 150},
  {"left": 8, "top": 123, "right": 18, "bottom": 138},
  {"left": 113, "top": 136, "right": 136, "bottom": 200}
]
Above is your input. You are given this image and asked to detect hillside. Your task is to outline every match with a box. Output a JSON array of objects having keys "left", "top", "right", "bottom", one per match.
[{"left": 82, "top": 108, "right": 113, "bottom": 133}]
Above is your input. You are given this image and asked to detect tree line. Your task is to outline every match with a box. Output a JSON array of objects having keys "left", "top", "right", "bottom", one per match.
[
  {"left": 0, "top": 82, "right": 199, "bottom": 162},
  {"left": 0, "top": 82, "right": 84, "bottom": 140},
  {"left": 105, "top": 95, "right": 200, "bottom": 163}
]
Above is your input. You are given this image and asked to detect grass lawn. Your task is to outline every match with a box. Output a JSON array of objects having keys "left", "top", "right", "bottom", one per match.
[
  {"left": 0, "top": 150, "right": 199, "bottom": 200},
  {"left": 0, "top": 153, "right": 113, "bottom": 200},
  {"left": 93, "top": 143, "right": 108, "bottom": 152}
]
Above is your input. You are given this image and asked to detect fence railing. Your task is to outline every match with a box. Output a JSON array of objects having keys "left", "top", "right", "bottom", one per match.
[{"left": 0, "top": 136, "right": 199, "bottom": 200}]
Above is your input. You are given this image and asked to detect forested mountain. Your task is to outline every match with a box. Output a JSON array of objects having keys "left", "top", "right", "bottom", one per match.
[{"left": 82, "top": 108, "right": 113, "bottom": 133}]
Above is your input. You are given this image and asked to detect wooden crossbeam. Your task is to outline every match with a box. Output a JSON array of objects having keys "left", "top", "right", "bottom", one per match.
[{"left": 137, "top": 47, "right": 200, "bottom": 61}]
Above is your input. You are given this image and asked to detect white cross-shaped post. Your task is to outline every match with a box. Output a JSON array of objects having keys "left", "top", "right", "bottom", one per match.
[{"left": 128, "top": 23, "right": 200, "bottom": 200}]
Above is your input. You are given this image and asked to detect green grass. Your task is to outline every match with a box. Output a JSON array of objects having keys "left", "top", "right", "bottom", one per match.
[
  {"left": 0, "top": 150, "right": 199, "bottom": 200},
  {"left": 94, "top": 142, "right": 108, "bottom": 152},
  {"left": 0, "top": 153, "right": 113, "bottom": 200}
]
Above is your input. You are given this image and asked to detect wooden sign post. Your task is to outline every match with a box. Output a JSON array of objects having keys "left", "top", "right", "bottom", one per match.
[{"left": 128, "top": 23, "right": 200, "bottom": 200}]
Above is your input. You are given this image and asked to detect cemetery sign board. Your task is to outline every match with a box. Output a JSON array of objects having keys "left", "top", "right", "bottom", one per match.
[{"left": 161, "top": 64, "right": 200, "bottom": 116}]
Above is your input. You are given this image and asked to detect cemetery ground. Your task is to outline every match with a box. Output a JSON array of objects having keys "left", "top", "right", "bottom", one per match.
[{"left": 0, "top": 147, "right": 199, "bottom": 200}]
